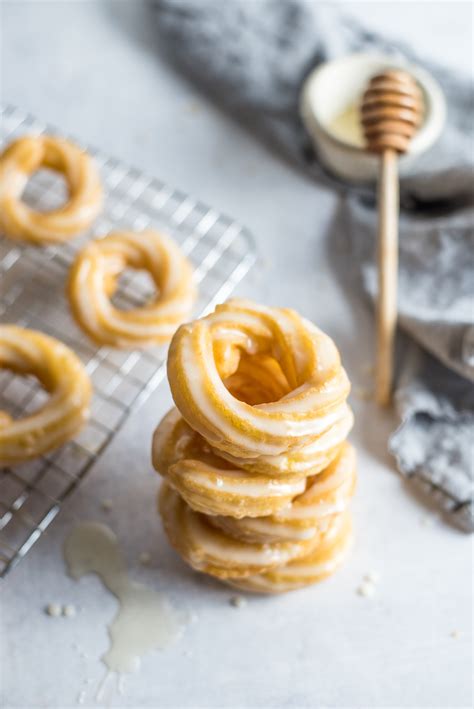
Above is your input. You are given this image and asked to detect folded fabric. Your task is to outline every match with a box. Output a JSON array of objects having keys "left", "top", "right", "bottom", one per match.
[{"left": 152, "top": 0, "right": 474, "bottom": 531}]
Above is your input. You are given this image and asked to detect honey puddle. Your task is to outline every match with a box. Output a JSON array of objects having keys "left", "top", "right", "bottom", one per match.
[
  {"left": 64, "top": 521, "right": 187, "bottom": 679},
  {"left": 326, "top": 102, "right": 365, "bottom": 148}
]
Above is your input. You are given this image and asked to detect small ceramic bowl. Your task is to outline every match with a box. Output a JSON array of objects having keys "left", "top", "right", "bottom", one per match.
[{"left": 300, "top": 52, "right": 446, "bottom": 183}]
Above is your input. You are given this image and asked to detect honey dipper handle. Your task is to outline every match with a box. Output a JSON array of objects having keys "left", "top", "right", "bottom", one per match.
[{"left": 376, "top": 148, "right": 399, "bottom": 406}]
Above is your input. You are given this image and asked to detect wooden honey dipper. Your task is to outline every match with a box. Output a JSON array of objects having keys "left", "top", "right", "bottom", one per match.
[{"left": 361, "top": 69, "right": 424, "bottom": 406}]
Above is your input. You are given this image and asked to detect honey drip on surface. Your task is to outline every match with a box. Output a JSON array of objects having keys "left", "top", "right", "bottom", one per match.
[{"left": 64, "top": 521, "right": 187, "bottom": 674}]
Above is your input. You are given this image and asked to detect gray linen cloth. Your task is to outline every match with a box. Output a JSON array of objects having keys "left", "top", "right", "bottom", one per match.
[{"left": 151, "top": 0, "right": 474, "bottom": 531}]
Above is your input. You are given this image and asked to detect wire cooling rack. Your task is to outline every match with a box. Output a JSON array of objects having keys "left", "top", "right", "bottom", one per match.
[{"left": 0, "top": 104, "right": 256, "bottom": 578}]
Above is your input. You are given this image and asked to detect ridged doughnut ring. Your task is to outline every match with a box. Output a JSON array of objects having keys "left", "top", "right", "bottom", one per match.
[
  {"left": 209, "top": 443, "right": 356, "bottom": 543},
  {"left": 0, "top": 135, "right": 103, "bottom": 244},
  {"left": 158, "top": 482, "right": 324, "bottom": 580},
  {"left": 153, "top": 408, "right": 308, "bottom": 519},
  {"left": 0, "top": 326, "right": 92, "bottom": 465},
  {"left": 227, "top": 511, "right": 353, "bottom": 594},
  {"left": 167, "top": 299, "right": 352, "bottom": 464},
  {"left": 155, "top": 300, "right": 355, "bottom": 592},
  {"left": 68, "top": 230, "right": 196, "bottom": 348},
  {"left": 157, "top": 443, "right": 355, "bottom": 584}
]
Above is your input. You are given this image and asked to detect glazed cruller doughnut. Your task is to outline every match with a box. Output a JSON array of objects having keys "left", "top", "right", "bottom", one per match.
[
  {"left": 0, "top": 326, "right": 91, "bottom": 466},
  {"left": 0, "top": 135, "right": 102, "bottom": 245},
  {"left": 68, "top": 229, "right": 196, "bottom": 348},
  {"left": 153, "top": 299, "right": 356, "bottom": 593},
  {"left": 167, "top": 298, "right": 352, "bottom": 463}
]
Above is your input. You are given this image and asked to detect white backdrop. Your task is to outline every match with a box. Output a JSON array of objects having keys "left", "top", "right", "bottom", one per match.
[{"left": 1, "top": 2, "right": 472, "bottom": 707}]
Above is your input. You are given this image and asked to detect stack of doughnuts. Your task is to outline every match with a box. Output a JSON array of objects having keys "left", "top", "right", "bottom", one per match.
[{"left": 153, "top": 299, "right": 356, "bottom": 593}]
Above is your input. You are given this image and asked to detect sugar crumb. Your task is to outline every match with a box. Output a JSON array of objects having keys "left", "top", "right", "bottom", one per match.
[
  {"left": 229, "top": 595, "right": 247, "bottom": 608},
  {"left": 138, "top": 551, "right": 151, "bottom": 565},
  {"left": 450, "top": 630, "right": 461, "bottom": 639},
  {"left": 45, "top": 603, "right": 62, "bottom": 617},
  {"left": 63, "top": 604, "right": 77, "bottom": 618},
  {"left": 101, "top": 499, "right": 113, "bottom": 511},
  {"left": 357, "top": 581, "right": 376, "bottom": 598}
]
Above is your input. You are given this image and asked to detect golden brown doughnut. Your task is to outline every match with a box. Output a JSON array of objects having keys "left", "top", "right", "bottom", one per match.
[
  {"left": 227, "top": 511, "right": 353, "bottom": 594},
  {"left": 153, "top": 408, "right": 308, "bottom": 519},
  {"left": 0, "top": 135, "right": 102, "bottom": 244},
  {"left": 68, "top": 229, "right": 196, "bottom": 348},
  {"left": 0, "top": 326, "right": 91, "bottom": 465},
  {"left": 167, "top": 299, "right": 352, "bottom": 463},
  {"left": 157, "top": 444, "right": 355, "bottom": 584},
  {"left": 154, "top": 299, "right": 356, "bottom": 593},
  {"left": 210, "top": 443, "right": 356, "bottom": 543},
  {"left": 158, "top": 483, "right": 323, "bottom": 580}
]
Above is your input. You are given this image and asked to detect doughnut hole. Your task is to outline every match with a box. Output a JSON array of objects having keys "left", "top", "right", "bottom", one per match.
[
  {"left": 108, "top": 267, "right": 158, "bottom": 312},
  {"left": 224, "top": 353, "right": 292, "bottom": 405},
  {"left": 0, "top": 370, "right": 49, "bottom": 421},
  {"left": 21, "top": 168, "right": 70, "bottom": 213}
]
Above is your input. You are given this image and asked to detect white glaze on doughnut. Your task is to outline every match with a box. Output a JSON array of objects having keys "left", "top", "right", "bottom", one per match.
[
  {"left": 69, "top": 230, "right": 195, "bottom": 348},
  {"left": 156, "top": 300, "right": 355, "bottom": 592},
  {"left": 0, "top": 135, "right": 102, "bottom": 244},
  {"left": 0, "top": 325, "right": 91, "bottom": 464},
  {"left": 168, "top": 300, "right": 351, "bottom": 458}
]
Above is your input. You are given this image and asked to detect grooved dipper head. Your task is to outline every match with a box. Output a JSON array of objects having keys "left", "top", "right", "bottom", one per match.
[{"left": 361, "top": 70, "right": 424, "bottom": 153}]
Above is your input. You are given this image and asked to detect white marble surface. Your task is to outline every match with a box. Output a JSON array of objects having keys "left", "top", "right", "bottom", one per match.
[{"left": 1, "top": 2, "right": 472, "bottom": 708}]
